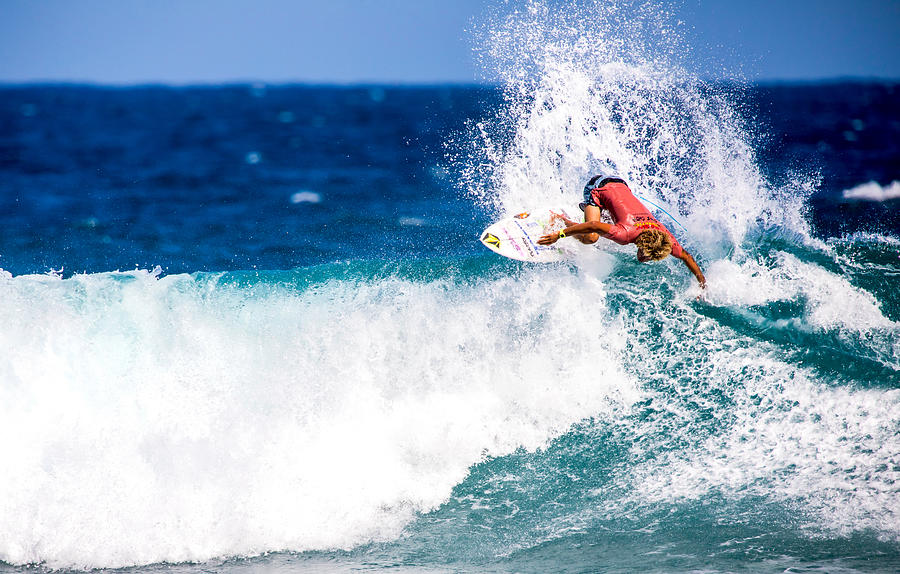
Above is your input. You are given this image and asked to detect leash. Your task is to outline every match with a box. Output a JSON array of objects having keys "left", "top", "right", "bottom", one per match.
[{"left": 634, "top": 194, "right": 690, "bottom": 235}]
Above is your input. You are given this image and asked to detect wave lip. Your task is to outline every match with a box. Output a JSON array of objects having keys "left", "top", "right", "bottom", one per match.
[{"left": 842, "top": 180, "right": 900, "bottom": 202}]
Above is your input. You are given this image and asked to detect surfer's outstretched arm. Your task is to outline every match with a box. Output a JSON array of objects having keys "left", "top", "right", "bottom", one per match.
[
  {"left": 538, "top": 220, "right": 613, "bottom": 245},
  {"left": 550, "top": 206, "right": 605, "bottom": 244},
  {"left": 675, "top": 250, "right": 706, "bottom": 288}
]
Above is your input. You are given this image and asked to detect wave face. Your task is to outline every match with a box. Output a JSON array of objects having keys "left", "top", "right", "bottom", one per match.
[{"left": 2, "top": 1, "right": 899, "bottom": 572}]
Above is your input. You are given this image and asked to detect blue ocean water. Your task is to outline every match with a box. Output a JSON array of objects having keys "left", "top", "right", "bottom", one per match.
[{"left": 2, "top": 6, "right": 900, "bottom": 574}]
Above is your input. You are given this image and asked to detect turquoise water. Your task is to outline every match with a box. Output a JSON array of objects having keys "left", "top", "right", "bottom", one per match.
[
  {"left": 1, "top": 238, "right": 897, "bottom": 572},
  {"left": 2, "top": 1, "right": 899, "bottom": 572}
]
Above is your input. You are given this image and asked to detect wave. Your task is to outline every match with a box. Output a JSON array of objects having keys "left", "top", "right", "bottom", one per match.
[
  {"left": 3, "top": 1, "right": 899, "bottom": 570},
  {"left": 0, "top": 261, "right": 643, "bottom": 568},
  {"left": 2, "top": 237, "right": 898, "bottom": 569},
  {"left": 842, "top": 180, "right": 900, "bottom": 202}
]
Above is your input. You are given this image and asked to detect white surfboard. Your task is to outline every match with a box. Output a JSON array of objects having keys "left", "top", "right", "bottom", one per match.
[{"left": 479, "top": 206, "right": 596, "bottom": 262}]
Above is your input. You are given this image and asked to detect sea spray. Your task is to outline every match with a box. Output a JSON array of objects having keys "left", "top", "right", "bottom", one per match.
[{"left": 465, "top": 0, "right": 810, "bottom": 256}]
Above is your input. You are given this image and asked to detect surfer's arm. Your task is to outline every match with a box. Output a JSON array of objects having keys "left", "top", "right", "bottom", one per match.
[
  {"left": 675, "top": 250, "right": 706, "bottom": 288},
  {"left": 538, "top": 220, "right": 613, "bottom": 245}
]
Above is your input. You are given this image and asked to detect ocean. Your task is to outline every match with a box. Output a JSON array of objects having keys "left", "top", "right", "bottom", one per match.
[{"left": 1, "top": 5, "right": 899, "bottom": 574}]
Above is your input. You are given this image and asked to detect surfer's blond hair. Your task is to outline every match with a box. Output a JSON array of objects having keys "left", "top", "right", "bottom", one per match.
[{"left": 634, "top": 229, "right": 672, "bottom": 261}]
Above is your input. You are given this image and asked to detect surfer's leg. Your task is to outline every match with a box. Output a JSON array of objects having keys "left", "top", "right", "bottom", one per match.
[{"left": 578, "top": 205, "right": 602, "bottom": 244}]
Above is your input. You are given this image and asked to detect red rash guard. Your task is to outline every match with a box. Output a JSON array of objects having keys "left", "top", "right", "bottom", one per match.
[{"left": 589, "top": 182, "right": 684, "bottom": 258}]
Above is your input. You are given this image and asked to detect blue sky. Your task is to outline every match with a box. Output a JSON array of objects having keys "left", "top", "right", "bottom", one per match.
[{"left": 1, "top": 0, "right": 898, "bottom": 84}]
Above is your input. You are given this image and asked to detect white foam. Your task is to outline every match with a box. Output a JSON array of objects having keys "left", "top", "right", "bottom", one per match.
[
  {"left": 0, "top": 267, "right": 641, "bottom": 568},
  {"left": 703, "top": 250, "right": 900, "bottom": 375},
  {"left": 705, "top": 251, "right": 897, "bottom": 333},
  {"left": 836, "top": 232, "right": 900, "bottom": 247},
  {"left": 842, "top": 180, "right": 900, "bottom": 202},
  {"left": 290, "top": 191, "right": 322, "bottom": 204},
  {"left": 627, "top": 353, "right": 900, "bottom": 540},
  {"left": 398, "top": 216, "right": 426, "bottom": 227}
]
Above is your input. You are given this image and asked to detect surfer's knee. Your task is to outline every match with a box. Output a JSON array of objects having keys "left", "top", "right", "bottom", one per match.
[{"left": 578, "top": 233, "right": 600, "bottom": 244}]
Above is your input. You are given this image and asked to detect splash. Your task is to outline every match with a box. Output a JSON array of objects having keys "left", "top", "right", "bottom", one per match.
[{"left": 464, "top": 0, "right": 811, "bottom": 256}]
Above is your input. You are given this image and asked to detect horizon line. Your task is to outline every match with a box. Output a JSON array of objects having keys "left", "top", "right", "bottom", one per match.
[{"left": 1, "top": 75, "right": 899, "bottom": 90}]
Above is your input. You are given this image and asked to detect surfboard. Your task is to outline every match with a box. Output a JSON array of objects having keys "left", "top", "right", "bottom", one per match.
[{"left": 479, "top": 206, "right": 594, "bottom": 262}]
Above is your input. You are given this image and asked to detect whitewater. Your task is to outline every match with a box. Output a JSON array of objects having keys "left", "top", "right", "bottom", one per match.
[{"left": 1, "top": 1, "right": 898, "bottom": 572}]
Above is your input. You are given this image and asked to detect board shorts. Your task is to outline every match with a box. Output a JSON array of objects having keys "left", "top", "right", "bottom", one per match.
[{"left": 579, "top": 177, "right": 626, "bottom": 212}]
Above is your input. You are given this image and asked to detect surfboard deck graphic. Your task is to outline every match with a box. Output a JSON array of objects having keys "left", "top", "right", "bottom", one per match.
[{"left": 479, "top": 206, "right": 596, "bottom": 262}]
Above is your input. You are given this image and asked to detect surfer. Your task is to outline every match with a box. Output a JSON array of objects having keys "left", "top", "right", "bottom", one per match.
[{"left": 538, "top": 173, "right": 706, "bottom": 288}]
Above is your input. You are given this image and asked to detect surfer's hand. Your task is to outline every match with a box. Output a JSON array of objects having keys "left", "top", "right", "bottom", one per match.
[
  {"left": 549, "top": 211, "right": 575, "bottom": 227},
  {"left": 538, "top": 233, "right": 559, "bottom": 246},
  {"left": 694, "top": 278, "right": 708, "bottom": 301}
]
